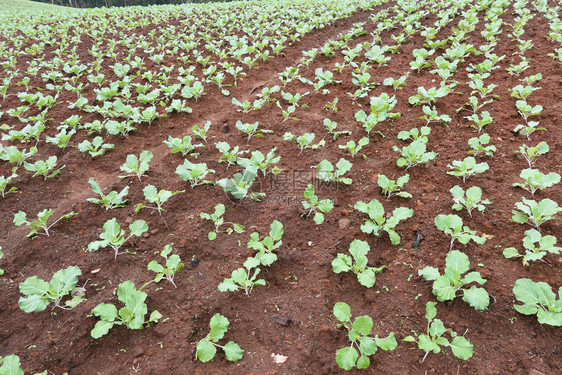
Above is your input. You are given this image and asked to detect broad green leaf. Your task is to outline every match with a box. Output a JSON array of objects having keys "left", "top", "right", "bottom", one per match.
[
  {"left": 418, "top": 266, "right": 440, "bottom": 281},
  {"left": 513, "top": 278, "right": 556, "bottom": 307},
  {"left": 418, "top": 335, "right": 441, "bottom": 354},
  {"left": 208, "top": 232, "right": 217, "bottom": 241},
  {"left": 196, "top": 339, "right": 216, "bottom": 362},
  {"left": 425, "top": 301, "right": 437, "bottom": 321},
  {"left": 92, "top": 303, "right": 118, "bottom": 321},
  {"left": 433, "top": 276, "right": 456, "bottom": 301},
  {"left": 332, "top": 255, "right": 351, "bottom": 273},
  {"left": 333, "top": 302, "right": 352, "bottom": 322},
  {"left": 209, "top": 313, "right": 229, "bottom": 341},
  {"left": 352, "top": 316, "right": 373, "bottom": 336},
  {"left": 358, "top": 336, "right": 378, "bottom": 356},
  {"left": 462, "top": 286, "right": 490, "bottom": 310},
  {"left": 335, "top": 346, "right": 359, "bottom": 370},
  {"left": 49, "top": 266, "right": 81, "bottom": 296},
  {"left": 375, "top": 332, "right": 398, "bottom": 351},
  {"left": 147, "top": 261, "right": 164, "bottom": 273},
  {"left": 536, "top": 310, "right": 562, "bottom": 326},
  {"left": 0, "top": 354, "right": 24, "bottom": 375},
  {"left": 503, "top": 247, "right": 520, "bottom": 259},
  {"left": 91, "top": 320, "right": 115, "bottom": 339},
  {"left": 19, "top": 276, "right": 49, "bottom": 297},
  {"left": 449, "top": 336, "right": 473, "bottom": 360},
  {"left": 129, "top": 220, "right": 148, "bottom": 236},
  {"left": 223, "top": 341, "right": 244, "bottom": 362},
  {"left": 445, "top": 250, "right": 470, "bottom": 274},
  {"left": 269, "top": 220, "right": 284, "bottom": 241},
  {"left": 313, "top": 212, "right": 324, "bottom": 224},
  {"left": 356, "top": 354, "right": 370, "bottom": 370},
  {"left": 13, "top": 211, "right": 27, "bottom": 226},
  {"left": 18, "top": 294, "right": 49, "bottom": 313}
]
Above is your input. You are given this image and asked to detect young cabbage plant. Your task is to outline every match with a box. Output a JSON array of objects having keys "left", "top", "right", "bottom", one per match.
[
  {"left": 86, "top": 178, "right": 129, "bottom": 209},
  {"left": 135, "top": 185, "right": 184, "bottom": 214},
  {"left": 393, "top": 141, "right": 437, "bottom": 170},
  {"left": 467, "top": 133, "right": 496, "bottom": 157},
  {"left": 314, "top": 158, "right": 353, "bottom": 185},
  {"left": 0, "top": 168, "right": 18, "bottom": 197},
  {"left": 354, "top": 199, "right": 413, "bottom": 245},
  {"left": 215, "top": 141, "right": 248, "bottom": 167},
  {"left": 147, "top": 244, "right": 183, "bottom": 288},
  {"left": 323, "top": 118, "right": 351, "bottom": 140},
  {"left": 0, "top": 145, "right": 37, "bottom": 167},
  {"left": 247, "top": 220, "right": 283, "bottom": 266},
  {"left": 447, "top": 157, "right": 489, "bottom": 183},
  {"left": 235, "top": 120, "right": 272, "bottom": 142},
  {"left": 419, "top": 250, "right": 490, "bottom": 310},
  {"left": 45, "top": 126, "right": 75, "bottom": 149},
  {"left": 514, "top": 142, "right": 549, "bottom": 168},
  {"left": 511, "top": 197, "right": 561, "bottom": 230},
  {"left": 282, "top": 132, "right": 324, "bottom": 152},
  {"left": 91, "top": 280, "right": 161, "bottom": 339},
  {"left": 512, "top": 169, "right": 560, "bottom": 196},
  {"left": 332, "top": 239, "right": 386, "bottom": 288},
  {"left": 398, "top": 126, "right": 431, "bottom": 143},
  {"left": 77, "top": 136, "right": 114, "bottom": 157},
  {"left": 218, "top": 257, "right": 265, "bottom": 297},
  {"left": 18, "top": 266, "right": 83, "bottom": 313},
  {"left": 301, "top": 184, "right": 334, "bottom": 225},
  {"left": 196, "top": 313, "right": 244, "bottom": 363},
  {"left": 339, "top": 137, "right": 369, "bottom": 158},
  {"left": 403, "top": 302, "right": 473, "bottom": 361},
  {"left": 512, "top": 278, "right": 562, "bottom": 326},
  {"left": 434, "top": 214, "right": 486, "bottom": 250},
  {"left": 13, "top": 209, "right": 75, "bottom": 238},
  {"left": 333, "top": 302, "right": 397, "bottom": 370},
  {"left": 217, "top": 165, "right": 261, "bottom": 201},
  {"left": 420, "top": 105, "right": 452, "bottom": 126},
  {"left": 24, "top": 156, "right": 65, "bottom": 180},
  {"left": 87, "top": 218, "right": 148, "bottom": 259},
  {"left": 450, "top": 185, "right": 491, "bottom": 217},
  {"left": 513, "top": 121, "right": 545, "bottom": 140},
  {"left": 163, "top": 135, "right": 203, "bottom": 157},
  {"left": 175, "top": 160, "right": 215, "bottom": 187},
  {"left": 200, "top": 203, "right": 245, "bottom": 240},
  {"left": 377, "top": 174, "right": 412, "bottom": 199},
  {"left": 504, "top": 229, "right": 561, "bottom": 266},
  {"left": 119, "top": 150, "right": 153, "bottom": 181},
  {"left": 237, "top": 147, "right": 280, "bottom": 176},
  {"left": 192, "top": 121, "right": 211, "bottom": 143}
]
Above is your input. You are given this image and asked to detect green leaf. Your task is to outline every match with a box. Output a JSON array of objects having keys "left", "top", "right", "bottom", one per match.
[
  {"left": 19, "top": 276, "right": 49, "bottom": 297},
  {"left": 356, "top": 354, "right": 370, "bottom": 369},
  {"left": 333, "top": 302, "right": 352, "bottom": 322},
  {"left": 91, "top": 319, "right": 115, "bottom": 339},
  {"left": 208, "top": 232, "right": 217, "bottom": 241},
  {"left": 49, "top": 266, "right": 81, "bottom": 296},
  {"left": 269, "top": 220, "right": 284, "bottom": 241},
  {"left": 503, "top": 247, "right": 520, "bottom": 259},
  {"left": 0, "top": 354, "right": 24, "bottom": 375},
  {"left": 335, "top": 346, "right": 359, "bottom": 370},
  {"left": 223, "top": 341, "right": 244, "bottom": 362},
  {"left": 209, "top": 313, "right": 229, "bottom": 341},
  {"left": 449, "top": 336, "right": 473, "bottom": 360},
  {"left": 332, "top": 255, "right": 351, "bottom": 274},
  {"left": 18, "top": 294, "right": 49, "bottom": 313},
  {"left": 375, "top": 332, "right": 398, "bottom": 351},
  {"left": 418, "top": 266, "right": 440, "bottom": 281},
  {"left": 462, "top": 286, "right": 490, "bottom": 310},
  {"left": 445, "top": 250, "right": 470, "bottom": 274},
  {"left": 196, "top": 339, "right": 216, "bottom": 362},
  {"left": 92, "top": 303, "right": 118, "bottom": 321},
  {"left": 13, "top": 211, "right": 27, "bottom": 226},
  {"left": 313, "top": 212, "right": 324, "bottom": 224},
  {"left": 129, "top": 220, "right": 148, "bottom": 236},
  {"left": 358, "top": 336, "right": 378, "bottom": 356},
  {"left": 352, "top": 316, "right": 373, "bottom": 336}
]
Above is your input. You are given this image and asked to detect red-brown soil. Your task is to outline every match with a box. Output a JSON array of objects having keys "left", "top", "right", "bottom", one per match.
[{"left": 0, "top": 1, "right": 561, "bottom": 375}]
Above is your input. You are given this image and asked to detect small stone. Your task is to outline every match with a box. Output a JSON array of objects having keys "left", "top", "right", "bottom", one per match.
[{"left": 125, "top": 217, "right": 133, "bottom": 224}]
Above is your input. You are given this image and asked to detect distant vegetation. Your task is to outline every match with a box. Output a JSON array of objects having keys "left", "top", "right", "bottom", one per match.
[{"left": 31, "top": 0, "right": 230, "bottom": 9}]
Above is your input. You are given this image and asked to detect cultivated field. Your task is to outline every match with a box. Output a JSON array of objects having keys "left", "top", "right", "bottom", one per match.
[{"left": 0, "top": 0, "right": 561, "bottom": 373}]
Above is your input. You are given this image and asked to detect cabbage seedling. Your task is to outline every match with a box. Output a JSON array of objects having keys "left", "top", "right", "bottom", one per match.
[
  {"left": 147, "top": 244, "right": 183, "bottom": 287},
  {"left": 354, "top": 199, "right": 413, "bottom": 245},
  {"left": 196, "top": 313, "right": 244, "bottom": 363},
  {"left": 333, "top": 302, "right": 397, "bottom": 370},
  {"left": 512, "top": 169, "right": 560, "bottom": 195},
  {"left": 163, "top": 135, "right": 203, "bottom": 157},
  {"left": 450, "top": 185, "right": 491, "bottom": 217},
  {"left": 91, "top": 281, "right": 161, "bottom": 339},
  {"left": 119, "top": 150, "right": 153, "bottom": 181},
  {"left": 377, "top": 174, "right": 412, "bottom": 199},
  {"left": 511, "top": 197, "right": 561, "bottom": 230},
  {"left": 87, "top": 218, "right": 148, "bottom": 259},
  {"left": 419, "top": 250, "right": 489, "bottom": 310},
  {"left": 504, "top": 229, "right": 561, "bottom": 265},
  {"left": 200, "top": 203, "right": 245, "bottom": 240},
  {"left": 175, "top": 160, "right": 215, "bottom": 187},
  {"left": 86, "top": 178, "right": 129, "bottom": 209},
  {"left": 24, "top": 156, "right": 65, "bottom": 180},
  {"left": 434, "top": 214, "right": 486, "bottom": 250},
  {"left": 447, "top": 157, "right": 489, "bottom": 183},
  {"left": 218, "top": 257, "right": 265, "bottom": 296},
  {"left": 403, "top": 302, "right": 473, "bottom": 361},
  {"left": 332, "top": 240, "right": 386, "bottom": 288},
  {"left": 301, "top": 184, "right": 333, "bottom": 225},
  {"left": 18, "top": 266, "right": 83, "bottom": 312},
  {"left": 512, "top": 278, "right": 562, "bottom": 326},
  {"left": 14, "top": 209, "right": 75, "bottom": 238},
  {"left": 247, "top": 220, "right": 283, "bottom": 266},
  {"left": 135, "top": 185, "right": 184, "bottom": 214}
]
